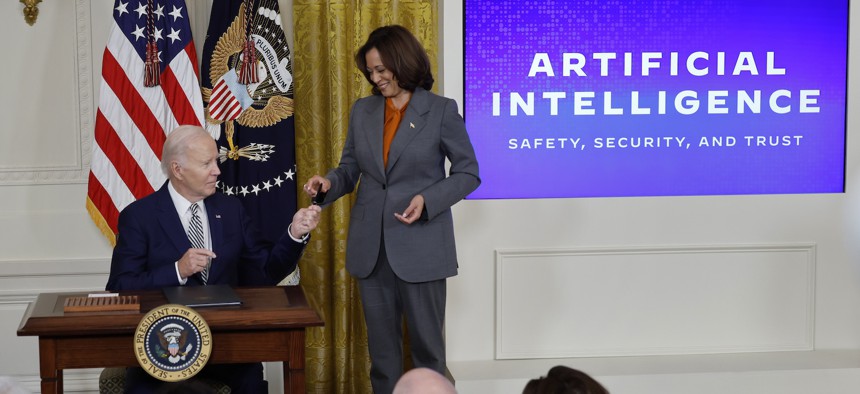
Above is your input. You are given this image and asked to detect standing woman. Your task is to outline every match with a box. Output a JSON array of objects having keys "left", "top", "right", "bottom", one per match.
[{"left": 303, "top": 25, "right": 480, "bottom": 393}]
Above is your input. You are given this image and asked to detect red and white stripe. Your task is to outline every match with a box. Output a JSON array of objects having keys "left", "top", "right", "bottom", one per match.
[
  {"left": 208, "top": 77, "right": 244, "bottom": 121},
  {"left": 87, "top": 6, "right": 206, "bottom": 243}
]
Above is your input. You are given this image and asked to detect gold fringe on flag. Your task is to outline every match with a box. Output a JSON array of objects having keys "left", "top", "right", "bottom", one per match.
[{"left": 86, "top": 197, "right": 117, "bottom": 246}]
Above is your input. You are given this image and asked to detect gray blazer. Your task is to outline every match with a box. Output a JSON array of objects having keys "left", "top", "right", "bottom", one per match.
[{"left": 323, "top": 87, "right": 480, "bottom": 282}]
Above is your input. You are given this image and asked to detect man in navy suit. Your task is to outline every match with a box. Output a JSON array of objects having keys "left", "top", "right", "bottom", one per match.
[{"left": 106, "top": 125, "right": 321, "bottom": 393}]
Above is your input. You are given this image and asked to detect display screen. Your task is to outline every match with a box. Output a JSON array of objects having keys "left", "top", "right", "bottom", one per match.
[{"left": 464, "top": 0, "right": 848, "bottom": 199}]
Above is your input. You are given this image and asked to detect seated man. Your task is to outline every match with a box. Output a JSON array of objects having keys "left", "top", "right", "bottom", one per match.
[{"left": 106, "top": 125, "right": 321, "bottom": 393}]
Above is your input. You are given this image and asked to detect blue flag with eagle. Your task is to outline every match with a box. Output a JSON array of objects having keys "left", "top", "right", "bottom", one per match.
[{"left": 201, "top": 0, "right": 300, "bottom": 284}]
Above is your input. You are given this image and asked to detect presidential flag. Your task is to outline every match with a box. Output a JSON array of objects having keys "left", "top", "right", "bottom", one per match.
[
  {"left": 201, "top": 0, "right": 300, "bottom": 283},
  {"left": 87, "top": 0, "right": 207, "bottom": 244}
]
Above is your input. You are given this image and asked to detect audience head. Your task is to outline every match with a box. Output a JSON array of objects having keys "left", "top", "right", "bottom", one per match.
[
  {"left": 161, "top": 125, "right": 220, "bottom": 202},
  {"left": 393, "top": 367, "right": 456, "bottom": 394},
  {"left": 522, "top": 365, "right": 609, "bottom": 394}
]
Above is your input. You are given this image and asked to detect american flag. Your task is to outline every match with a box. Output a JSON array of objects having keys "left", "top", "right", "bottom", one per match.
[{"left": 87, "top": 0, "right": 207, "bottom": 244}]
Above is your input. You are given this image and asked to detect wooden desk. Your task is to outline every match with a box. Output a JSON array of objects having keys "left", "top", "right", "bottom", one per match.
[{"left": 17, "top": 286, "right": 323, "bottom": 394}]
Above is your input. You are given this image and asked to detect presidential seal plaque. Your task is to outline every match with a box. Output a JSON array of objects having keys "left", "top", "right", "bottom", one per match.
[{"left": 134, "top": 304, "right": 212, "bottom": 382}]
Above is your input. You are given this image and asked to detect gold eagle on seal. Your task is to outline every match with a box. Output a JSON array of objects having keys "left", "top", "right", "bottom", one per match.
[{"left": 202, "top": 1, "right": 294, "bottom": 163}]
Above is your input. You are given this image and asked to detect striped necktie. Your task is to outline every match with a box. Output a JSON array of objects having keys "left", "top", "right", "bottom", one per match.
[{"left": 187, "top": 203, "right": 209, "bottom": 284}]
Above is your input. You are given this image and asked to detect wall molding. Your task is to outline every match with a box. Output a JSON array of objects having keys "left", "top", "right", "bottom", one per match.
[
  {"left": 0, "top": 0, "right": 216, "bottom": 186},
  {"left": 0, "top": 257, "right": 109, "bottom": 276},
  {"left": 0, "top": 0, "right": 93, "bottom": 185},
  {"left": 495, "top": 243, "right": 817, "bottom": 359},
  {"left": 12, "top": 370, "right": 101, "bottom": 393},
  {"left": 0, "top": 257, "right": 110, "bottom": 299}
]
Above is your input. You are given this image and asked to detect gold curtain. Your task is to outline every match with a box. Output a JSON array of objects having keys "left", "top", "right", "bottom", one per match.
[{"left": 293, "top": 1, "right": 437, "bottom": 392}]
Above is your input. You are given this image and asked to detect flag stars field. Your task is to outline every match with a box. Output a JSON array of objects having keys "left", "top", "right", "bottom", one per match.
[
  {"left": 169, "top": 5, "right": 183, "bottom": 21},
  {"left": 115, "top": 1, "right": 128, "bottom": 16}
]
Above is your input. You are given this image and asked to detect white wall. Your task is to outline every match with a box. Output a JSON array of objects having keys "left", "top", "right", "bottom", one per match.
[
  {"left": 1, "top": 1, "right": 860, "bottom": 393},
  {"left": 441, "top": 0, "right": 860, "bottom": 393}
]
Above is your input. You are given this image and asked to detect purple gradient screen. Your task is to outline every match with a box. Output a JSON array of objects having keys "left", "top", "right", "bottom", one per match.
[{"left": 464, "top": 0, "right": 848, "bottom": 199}]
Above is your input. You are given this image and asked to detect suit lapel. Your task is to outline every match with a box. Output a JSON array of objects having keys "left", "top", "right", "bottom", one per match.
[
  {"left": 386, "top": 88, "right": 429, "bottom": 172},
  {"left": 205, "top": 196, "right": 224, "bottom": 279},
  {"left": 362, "top": 96, "right": 387, "bottom": 177}
]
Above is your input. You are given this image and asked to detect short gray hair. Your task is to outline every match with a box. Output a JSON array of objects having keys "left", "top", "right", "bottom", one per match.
[{"left": 161, "top": 125, "right": 212, "bottom": 177}]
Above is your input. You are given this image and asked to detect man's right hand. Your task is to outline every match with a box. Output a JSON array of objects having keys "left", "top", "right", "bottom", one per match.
[{"left": 178, "top": 248, "right": 217, "bottom": 279}]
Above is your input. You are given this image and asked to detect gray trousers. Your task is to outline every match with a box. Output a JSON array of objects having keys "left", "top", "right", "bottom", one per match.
[{"left": 358, "top": 242, "right": 447, "bottom": 394}]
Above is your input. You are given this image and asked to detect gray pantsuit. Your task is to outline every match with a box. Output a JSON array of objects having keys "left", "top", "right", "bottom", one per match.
[{"left": 320, "top": 87, "right": 480, "bottom": 393}]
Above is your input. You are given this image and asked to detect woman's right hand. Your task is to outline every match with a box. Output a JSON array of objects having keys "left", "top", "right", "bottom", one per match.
[{"left": 303, "top": 175, "right": 331, "bottom": 198}]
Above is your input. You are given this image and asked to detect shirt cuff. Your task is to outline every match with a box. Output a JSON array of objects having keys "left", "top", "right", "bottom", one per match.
[
  {"left": 175, "top": 261, "right": 187, "bottom": 285},
  {"left": 288, "top": 223, "right": 310, "bottom": 243}
]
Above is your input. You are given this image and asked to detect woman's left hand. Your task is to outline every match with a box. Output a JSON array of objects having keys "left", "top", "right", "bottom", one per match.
[{"left": 395, "top": 194, "right": 425, "bottom": 225}]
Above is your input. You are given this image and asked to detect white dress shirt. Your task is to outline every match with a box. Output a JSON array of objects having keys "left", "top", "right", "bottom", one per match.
[{"left": 167, "top": 182, "right": 211, "bottom": 284}]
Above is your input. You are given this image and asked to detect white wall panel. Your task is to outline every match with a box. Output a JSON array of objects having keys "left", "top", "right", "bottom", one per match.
[
  {"left": 0, "top": 302, "right": 40, "bottom": 375},
  {"left": 0, "top": 259, "right": 109, "bottom": 297},
  {"left": 0, "top": 0, "right": 93, "bottom": 185},
  {"left": 495, "top": 244, "right": 815, "bottom": 359},
  {"left": 0, "top": 257, "right": 108, "bottom": 391}
]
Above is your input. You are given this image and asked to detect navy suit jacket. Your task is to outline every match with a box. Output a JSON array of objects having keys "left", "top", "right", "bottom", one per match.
[{"left": 106, "top": 182, "right": 306, "bottom": 291}]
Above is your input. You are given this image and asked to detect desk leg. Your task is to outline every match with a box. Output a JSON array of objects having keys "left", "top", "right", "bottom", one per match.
[
  {"left": 38, "top": 338, "right": 62, "bottom": 394},
  {"left": 284, "top": 331, "right": 306, "bottom": 394}
]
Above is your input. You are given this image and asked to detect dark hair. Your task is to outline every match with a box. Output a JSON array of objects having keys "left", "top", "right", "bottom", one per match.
[
  {"left": 522, "top": 366, "right": 609, "bottom": 394},
  {"left": 355, "top": 25, "right": 434, "bottom": 95}
]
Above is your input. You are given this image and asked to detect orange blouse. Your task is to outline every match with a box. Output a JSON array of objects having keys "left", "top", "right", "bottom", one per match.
[{"left": 383, "top": 97, "right": 409, "bottom": 167}]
